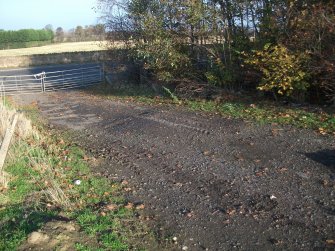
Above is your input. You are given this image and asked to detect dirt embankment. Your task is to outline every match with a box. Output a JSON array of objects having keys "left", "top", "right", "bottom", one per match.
[{"left": 14, "top": 91, "right": 335, "bottom": 251}]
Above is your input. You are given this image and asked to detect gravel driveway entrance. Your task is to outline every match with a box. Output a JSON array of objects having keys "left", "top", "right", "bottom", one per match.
[{"left": 14, "top": 91, "right": 335, "bottom": 250}]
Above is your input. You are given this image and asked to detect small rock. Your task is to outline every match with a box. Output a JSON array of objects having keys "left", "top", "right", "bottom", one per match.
[
  {"left": 63, "top": 222, "right": 76, "bottom": 231},
  {"left": 182, "top": 246, "right": 188, "bottom": 250},
  {"left": 268, "top": 238, "right": 281, "bottom": 245},
  {"left": 270, "top": 195, "right": 277, "bottom": 200},
  {"left": 203, "top": 151, "right": 210, "bottom": 156},
  {"left": 172, "top": 237, "right": 177, "bottom": 242},
  {"left": 27, "top": 232, "right": 50, "bottom": 244},
  {"left": 296, "top": 172, "right": 309, "bottom": 179}
]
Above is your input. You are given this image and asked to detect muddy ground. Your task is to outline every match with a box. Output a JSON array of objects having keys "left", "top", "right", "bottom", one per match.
[{"left": 14, "top": 90, "right": 334, "bottom": 250}]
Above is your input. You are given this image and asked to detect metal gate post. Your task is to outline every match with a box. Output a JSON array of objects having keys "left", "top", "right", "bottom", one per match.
[
  {"left": 40, "top": 72, "right": 46, "bottom": 92},
  {"left": 42, "top": 72, "right": 46, "bottom": 92}
]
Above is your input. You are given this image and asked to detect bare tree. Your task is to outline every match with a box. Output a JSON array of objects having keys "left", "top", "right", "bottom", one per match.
[
  {"left": 55, "top": 27, "right": 64, "bottom": 42},
  {"left": 44, "top": 24, "right": 53, "bottom": 32}
]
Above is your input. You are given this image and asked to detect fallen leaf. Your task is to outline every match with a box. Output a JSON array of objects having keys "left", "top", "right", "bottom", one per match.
[
  {"left": 125, "top": 203, "right": 134, "bottom": 209},
  {"left": 136, "top": 204, "right": 145, "bottom": 210},
  {"left": 318, "top": 128, "right": 327, "bottom": 135},
  {"left": 278, "top": 167, "right": 288, "bottom": 173},
  {"left": 106, "top": 204, "right": 118, "bottom": 211},
  {"left": 227, "top": 209, "right": 236, "bottom": 216},
  {"left": 186, "top": 212, "right": 194, "bottom": 218},
  {"left": 235, "top": 154, "right": 244, "bottom": 161},
  {"left": 121, "top": 180, "right": 129, "bottom": 185}
]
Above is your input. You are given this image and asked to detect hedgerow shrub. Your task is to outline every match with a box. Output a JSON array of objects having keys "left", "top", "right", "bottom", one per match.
[
  {"left": 0, "top": 29, "right": 53, "bottom": 49},
  {"left": 245, "top": 44, "right": 309, "bottom": 97}
]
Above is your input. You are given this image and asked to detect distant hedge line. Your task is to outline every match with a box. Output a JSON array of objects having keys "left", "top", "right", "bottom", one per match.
[
  {"left": 0, "top": 29, "right": 54, "bottom": 49},
  {"left": 0, "top": 41, "right": 54, "bottom": 50}
]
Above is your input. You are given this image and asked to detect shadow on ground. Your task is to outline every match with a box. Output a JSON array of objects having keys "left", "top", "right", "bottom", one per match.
[
  {"left": 306, "top": 149, "right": 335, "bottom": 173},
  {"left": 0, "top": 204, "right": 57, "bottom": 249}
]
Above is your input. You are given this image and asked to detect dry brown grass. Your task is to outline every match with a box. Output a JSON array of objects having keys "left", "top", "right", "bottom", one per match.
[
  {"left": 0, "top": 41, "right": 109, "bottom": 57},
  {"left": 43, "top": 179, "right": 71, "bottom": 208},
  {"left": 28, "top": 155, "right": 71, "bottom": 209},
  {"left": 0, "top": 104, "right": 16, "bottom": 141},
  {"left": 0, "top": 105, "right": 32, "bottom": 141},
  {"left": 0, "top": 105, "right": 71, "bottom": 208},
  {"left": 0, "top": 104, "right": 33, "bottom": 189}
]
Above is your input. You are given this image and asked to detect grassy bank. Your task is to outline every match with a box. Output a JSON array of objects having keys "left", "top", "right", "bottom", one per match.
[
  {"left": 89, "top": 83, "right": 335, "bottom": 135},
  {"left": 0, "top": 104, "right": 156, "bottom": 250}
]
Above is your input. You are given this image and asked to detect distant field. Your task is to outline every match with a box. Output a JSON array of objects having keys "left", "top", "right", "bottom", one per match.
[{"left": 0, "top": 41, "right": 108, "bottom": 57}]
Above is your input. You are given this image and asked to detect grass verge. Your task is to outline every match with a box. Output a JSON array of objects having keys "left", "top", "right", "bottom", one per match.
[
  {"left": 88, "top": 83, "right": 335, "bottom": 135},
  {"left": 0, "top": 103, "right": 156, "bottom": 250}
]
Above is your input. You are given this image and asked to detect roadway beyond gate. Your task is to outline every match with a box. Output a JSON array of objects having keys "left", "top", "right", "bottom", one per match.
[{"left": 0, "top": 63, "right": 102, "bottom": 95}]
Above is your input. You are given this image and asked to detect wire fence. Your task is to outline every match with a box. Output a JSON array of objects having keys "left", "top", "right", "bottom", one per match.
[{"left": 0, "top": 65, "right": 102, "bottom": 96}]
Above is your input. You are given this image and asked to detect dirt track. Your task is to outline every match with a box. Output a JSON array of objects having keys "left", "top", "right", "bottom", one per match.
[{"left": 14, "top": 90, "right": 335, "bottom": 250}]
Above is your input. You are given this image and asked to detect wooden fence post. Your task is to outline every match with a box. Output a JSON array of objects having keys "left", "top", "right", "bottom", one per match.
[{"left": 0, "top": 114, "right": 18, "bottom": 172}]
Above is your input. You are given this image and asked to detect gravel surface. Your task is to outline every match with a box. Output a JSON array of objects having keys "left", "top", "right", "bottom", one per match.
[{"left": 14, "top": 91, "right": 335, "bottom": 250}]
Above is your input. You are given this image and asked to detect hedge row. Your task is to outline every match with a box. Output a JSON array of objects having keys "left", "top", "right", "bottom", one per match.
[
  {"left": 0, "top": 29, "right": 53, "bottom": 44},
  {"left": 0, "top": 41, "right": 52, "bottom": 50}
]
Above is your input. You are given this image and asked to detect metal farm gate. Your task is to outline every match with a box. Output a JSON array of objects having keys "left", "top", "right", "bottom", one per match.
[{"left": 0, "top": 65, "right": 102, "bottom": 96}]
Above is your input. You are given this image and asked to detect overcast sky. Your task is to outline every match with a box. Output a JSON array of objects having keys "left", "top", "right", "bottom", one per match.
[{"left": 0, "top": 0, "right": 101, "bottom": 31}]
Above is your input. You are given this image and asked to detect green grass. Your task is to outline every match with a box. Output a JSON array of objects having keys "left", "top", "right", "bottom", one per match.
[
  {"left": 90, "top": 83, "right": 157, "bottom": 103},
  {"left": 186, "top": 100, "right": 335, "bottom": 134},
  {"left": 88, "top": 83, "right": 335, "bottom": 135},
  {"left": 75, "top": 208, "right": 129, "bottom": 250},
  {"left": 0, "top": 206, "right": 56, "bottom": 250},
  {"left": 0, "top": 139, "right": 58, "bottom": 250},
  {"left": 0, "top": 105, "right": 153, "bottom": 250}
]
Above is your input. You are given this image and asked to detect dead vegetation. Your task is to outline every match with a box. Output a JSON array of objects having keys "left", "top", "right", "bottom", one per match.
[{"left": 0, "top": 103, "right": 33, "bottom": 189}]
